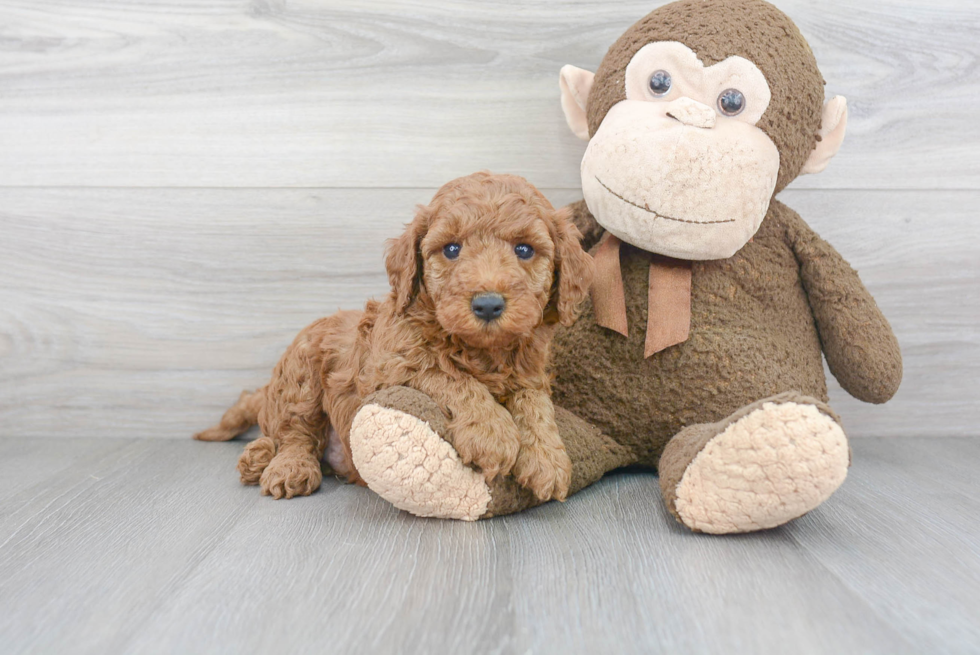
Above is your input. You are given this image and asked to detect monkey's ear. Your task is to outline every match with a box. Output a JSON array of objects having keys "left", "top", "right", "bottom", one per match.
[
  {"left": 801, "top": 96, "right": 848, "bottom": 175},
  {"left": 385, "top": 205, "right": 429, "bottom": 314},
  {"left": 559, "top": 65, "right": 595, "bottom": 141}
]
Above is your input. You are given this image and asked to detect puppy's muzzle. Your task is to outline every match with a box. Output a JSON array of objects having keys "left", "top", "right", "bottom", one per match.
[{"left": 471, "top": 293, "right": 506, "bottom": 322}]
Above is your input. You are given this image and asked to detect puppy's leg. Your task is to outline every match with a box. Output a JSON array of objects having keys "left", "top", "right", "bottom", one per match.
[
  {"left": 260, "top": 419, "right": 329, "bottom": 499},
  {"left": 507, "top": 389, "right": 573, "bottom": 501},
  {"left": 258, "top": 340, "right": 330, "bottom": 500},
  {"left": 414, "top": 372, "right": 521, "bottom": 482},
  {"left": 238, "top": 436, "right": 276, "bottom": 485}
]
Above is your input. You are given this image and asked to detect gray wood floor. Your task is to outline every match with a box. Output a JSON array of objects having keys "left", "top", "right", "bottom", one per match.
[{"left": 0, "top": 437, "right": 977, "bottom": 654}]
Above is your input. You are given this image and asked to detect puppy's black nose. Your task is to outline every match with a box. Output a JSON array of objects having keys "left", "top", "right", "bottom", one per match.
[{"left": 471, "top": 293, "right": 506, "bottom": 322}]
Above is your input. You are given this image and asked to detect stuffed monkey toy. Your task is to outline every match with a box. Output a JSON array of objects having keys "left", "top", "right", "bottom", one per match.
[{"left": 348, "top": 0, "right": 902, "bottom": 532}]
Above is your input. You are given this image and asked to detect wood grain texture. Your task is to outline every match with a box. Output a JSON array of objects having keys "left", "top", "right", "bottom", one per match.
[
  {"left": 0, "top": 437, "right": 128, "bottom": 502},
  {"left": 0, "top": 437, "right": 976, "bottom": 654},
  {"left": 788, "top": 437, "right": 980, "bottom": 651},
  {"left": 1, "top": 187, "right": 976, "bottom": 439},
  {"left": 0, "top": 0, "right": 977, "bottom": 189},
  {"left": 0, "top": 440, "right": 260, "bottom": 653}
]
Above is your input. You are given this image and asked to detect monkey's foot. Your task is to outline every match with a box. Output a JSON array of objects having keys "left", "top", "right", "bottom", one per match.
[
  {"left": 350, "top": 388, "right": 492, "bottom": 521},
  {"left": 659, "top": 392, "right": 850, "bottom": 534},
  {"left": 349, "top": 387, "right": 636, "bottom": 520}
]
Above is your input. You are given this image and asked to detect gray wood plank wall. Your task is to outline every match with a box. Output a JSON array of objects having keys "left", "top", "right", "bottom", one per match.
[{"left": 1, "top": 0, "right": 978, "bottom": 439}]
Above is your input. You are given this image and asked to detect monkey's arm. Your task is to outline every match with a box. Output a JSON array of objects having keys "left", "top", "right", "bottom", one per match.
[
  {"left": 783, "top": 207, "right": 902, "bottom": 404},
  {"left": 565, "top": 199, "right": 605, "bottom": 251}
]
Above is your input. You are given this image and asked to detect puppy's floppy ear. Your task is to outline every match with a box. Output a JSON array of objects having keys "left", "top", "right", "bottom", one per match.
[
  {"left": 385, "top": 204, "right": 430, "bottom": 314},
  {"left": 547, "top": 206, "right": 595, "bottom": 326}
]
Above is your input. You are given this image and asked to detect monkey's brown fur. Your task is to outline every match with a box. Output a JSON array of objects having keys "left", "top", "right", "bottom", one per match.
[
  {"left": 549, "top": 0, "right": 901, "bottom": 466},
  {"left": 195, "top": 172, "right": 595, "bottom": 502},
  {"left": 549, "top": 0, "right": 901, "bottom": 509},
  {"left": 351, "top": 0, "right": 903, "bottom": 526},
  {"left": 553, "top": 199, "right": 901, "bottom": 467}
]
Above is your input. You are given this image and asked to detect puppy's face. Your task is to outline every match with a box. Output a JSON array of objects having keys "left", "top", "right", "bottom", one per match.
[
  {"left": 386, "top": 173, "right": 595, "bottom": 350},
  {"left": 420, "top": 200, "right": 556, "bottom": 348}
]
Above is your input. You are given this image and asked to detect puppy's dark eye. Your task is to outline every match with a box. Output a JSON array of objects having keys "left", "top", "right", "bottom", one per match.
[
  {"left": 442, "top": 243, "right": 461, "bottom": 260},
  {"left": 514, "top": 244, "right": 534, "bottom": 260}
]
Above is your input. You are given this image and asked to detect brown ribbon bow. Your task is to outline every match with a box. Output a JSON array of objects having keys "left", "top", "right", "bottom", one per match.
[{"left": 591, "top": 233, "right": 693, "bottom": 358}]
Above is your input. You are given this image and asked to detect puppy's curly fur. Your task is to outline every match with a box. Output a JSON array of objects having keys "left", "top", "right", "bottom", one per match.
[{"left": 195, "top": 172, "right": 595, "bottom": 502}]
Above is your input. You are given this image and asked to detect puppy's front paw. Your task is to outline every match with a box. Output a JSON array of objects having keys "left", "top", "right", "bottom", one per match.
[
  {"left": 513, "top": 440, "right": 573, "bottom": 502},
  {"left": 451, "top": 417, "right": 521, "bottom": 483},
  {"left": 259, "top": 453, "right": 322, "bottom": 499}
]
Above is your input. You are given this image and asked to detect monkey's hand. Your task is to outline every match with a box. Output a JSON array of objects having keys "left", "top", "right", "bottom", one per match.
[{"left": 785, "top": 206, "right": 902, "bottom": 404}]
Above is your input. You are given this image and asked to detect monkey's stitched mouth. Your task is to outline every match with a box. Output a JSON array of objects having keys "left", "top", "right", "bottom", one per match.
[{"left": 594, "top": 176, "right": 736, "bottom": 225}]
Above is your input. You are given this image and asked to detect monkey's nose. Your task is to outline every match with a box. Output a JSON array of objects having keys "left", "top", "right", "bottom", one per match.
[
  {"left": 665, "top": 97, "right": 716, "bottom": 129},
  {"left": 471, "top": 293, "right": 506, "bottom": 322}
]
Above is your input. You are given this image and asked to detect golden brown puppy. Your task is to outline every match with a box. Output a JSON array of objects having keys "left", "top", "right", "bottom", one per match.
[{"left": 195, "top": 172, "right": 595, "bottom": 503}]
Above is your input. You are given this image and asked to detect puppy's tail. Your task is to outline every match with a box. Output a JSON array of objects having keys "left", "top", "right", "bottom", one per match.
[{"left": 194, "top": 389, "right": 265, "bottom": 442}]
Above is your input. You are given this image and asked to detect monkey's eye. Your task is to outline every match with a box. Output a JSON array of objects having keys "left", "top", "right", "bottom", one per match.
[
  {"left": 443, "top": 243, "right": 461, "bottom": 260},
  {"left": 514, "top": 244, "right": 535, "bottom": 260},
  {"left": 718, "top": 88, "right": 746, "bottom": 116},
  {"left": 648, "top": 70, "right": 672, "bottom": 96}
]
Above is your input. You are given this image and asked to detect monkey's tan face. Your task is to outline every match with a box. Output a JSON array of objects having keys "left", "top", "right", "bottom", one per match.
[{"left": 579, "top": 42, "right": 780, "bottom": 260}]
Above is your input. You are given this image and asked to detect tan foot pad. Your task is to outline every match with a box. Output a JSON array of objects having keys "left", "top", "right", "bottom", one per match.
[
  {"left": 675, "top": 401, "right": 849, "bottom": 534},
  {"left": 350, "top": 404, "right": 491, "bottom": 521}
]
